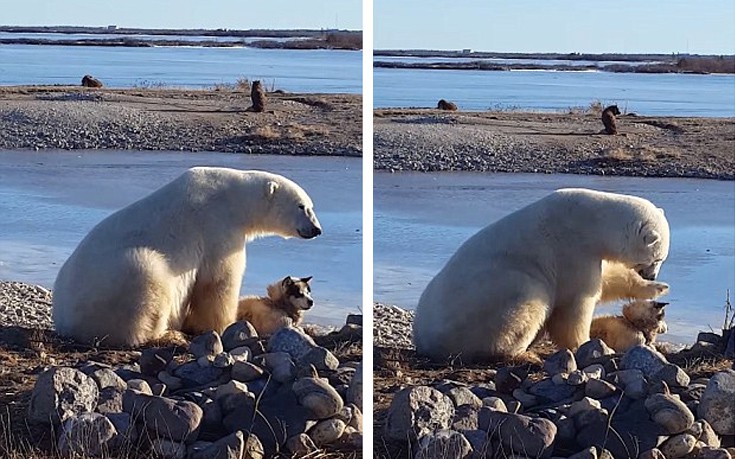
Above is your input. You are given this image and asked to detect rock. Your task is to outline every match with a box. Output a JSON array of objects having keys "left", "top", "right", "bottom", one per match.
[
  {"left": 29, "top": 367, "right": 99, "bottom": 424},
  {"left": 96, "top": 387, "right": 124, "bottom": 414},
  {"left": 452, "top": 405, "right": 479, "bottom": 431},
  {"left": 568, "top": 446, "right": 598, "bottom": 459},
  {"left": 528, "top": 378, "right": 577, "bottom": 402},
  {"left": 586, "top": 379, "right": 618, "bottom": 399},
  {"left": 90, "top": 368, "right": 127, "bottom": 391},
  {"left": 124, "top": 392, "right": 203, "bottom": 442},
  {"left": 639, "top": 448, "right": 666, "bottom": 459},
  {"left": 478, "top": 410, "right": 556, "bottom": 458},
  {"left": 299, "top": 346, "right": 339, "bottom": 371},
  {"left": 127, "top": 378, "right": 152, "bottom": 394},
  {"left": 229, "top": 346, "right": 252, "bottom": 362},
  {"left": 292, "top": 375, "right": 344, "bottom": 419},
  {"left": 212, "top": 352, "right": 235, "bottom": 368},
  {"left": 545, "top": 349, "right": 577, "bottom": 375},
  {"left": 415, "top": 430, "right": 473, "bottom": 459},
  {"left": 576, "top": 339, "right": 615, "bottom": 367},
  {"left": 698, "top": 447, "right": 733, "bottom": 459},
  {"left": 385, "top": 386, "right": 454, "bottom": 441},
  {"left": 106, "top": 412, "right": 137, "bottom": 450},
  {"left": 482, "top": 397, "right": 507, "bottom": 412},
  {"left": 689, "top": 419, "right": 721, "bottom": 448},
  {"left": 151, "top": 439, "right": 186, "bottom": 459},
  {"left": 582, "top": 364, "right": 606, "bottom": 380},
  {"left": 655, "top": 364, "right": 691, "bottom": 388},
  {"left": 347, "top": 362, "right": 363, "bottom": 410},
  {"left": 699, "top": 370, "right": 735, "bottom": 435},
  {"left": 621, "top": 345, "right": 668, "bottom": 377},
  {"left": 140, "top": 348, "right": 174, "bottom": 377},
  {"left": 309, "top": 418, "right": 346, "bottom": 446},
  {"left": 216, "top": 380, "right": 249, "bottom": 401},
  {"left": 231, "top": 361, "right": 265, "bottom": 382},
  {"left": 496, "top": 367, "right": 523, "bottom": 393},
  {"left": 174, "top": 361, "right": 223, "bottom": 387},
  {"left": 645, "top": 393, "right": 695, "bottom": 434},
  {"left": 610, "top": 368, "right": 647, "bottom": 399},
  {"left": 221, "top": 321, "right": 258, "bottom": 351},
  {"left": 189, "top": 331, "right": 224, "bottom": 359},
  {"left": 267, "top": 326, "right": 317, "bottom": 360},
  {"left": 512, "top": 388, "right": 539, "bottom": 408},
  {"left": 568, "top": 397, "right": 603, "bottom": 419},
  {"left": 286, "top": 433, "right": 318, "bottom": 456},
  {"left": 58, "top": 413, "right": 117, "bottom": 457},
  {"left": 698, "top": 332, "right": 723, "bottom": 345},
  {"left": 157, "top": 371, "right": 183, "bottom": 392},
  {"left": 188, "top": 431, "right": 246, "bottom": 459},
  {"left": 659, "top": 433, "right": 697, "bottom": 459},
  {"left": 446, "top": 387, "right": 483, "bottom": 408},
  {"left": 579, "top": 402, "right": 666, "bottom": 459},
  {"left": 258, "top": 352, "right": 296, "bottom": 383}
]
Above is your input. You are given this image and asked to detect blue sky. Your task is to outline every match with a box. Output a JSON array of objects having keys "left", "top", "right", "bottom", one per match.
[
  {"left": 375, "top": 0, "right": 735, "bottom": 54},
  {"left": 0, "top": 0, "right": 362, "bottom": 30}
]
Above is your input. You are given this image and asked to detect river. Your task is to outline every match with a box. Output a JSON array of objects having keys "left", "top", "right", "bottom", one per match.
[
  {"left": 374, "top": 171, "right": 735, "bottom": 344},
  {"left": 0, "top": 151, "right": 362, "bottom": 326}
]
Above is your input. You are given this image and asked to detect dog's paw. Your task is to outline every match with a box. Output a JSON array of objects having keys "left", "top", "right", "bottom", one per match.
[{"left": 642, "top": 281, "right": 669, "bottom": 299}]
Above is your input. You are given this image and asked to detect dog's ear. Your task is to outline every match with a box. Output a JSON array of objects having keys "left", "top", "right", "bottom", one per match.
[
  {"left": 653, "top": 301, "right": 669, "bottom": 309},
  {"left": 301, "top": 276, "right": 313, "bottom": 284},
  {"left": 282, "top": 276, "right": 294, "bottom": 287}
]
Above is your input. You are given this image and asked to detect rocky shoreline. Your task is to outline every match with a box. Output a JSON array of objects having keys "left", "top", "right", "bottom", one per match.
[
  {"left": 373, "top": 303, "right": 735, "bottom": 459},
  {"left": 374, "top": 110, "right": 735, "bottom": 180},
  {"left": 0, "top": 86, "right": 362, "bottom": 156}
]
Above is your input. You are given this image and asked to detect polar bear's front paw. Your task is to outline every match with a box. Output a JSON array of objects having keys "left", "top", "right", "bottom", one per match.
[{"left": 641, "top": 281, "right": 669, "bottom": 299}]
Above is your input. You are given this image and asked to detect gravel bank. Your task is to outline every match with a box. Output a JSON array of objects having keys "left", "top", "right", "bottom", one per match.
[
  {"left": 0, "top": 281, "right": 53, "bottom": 329},
  {"left": 374, "top": 303, "right": 415, "bottom": 350},
  {"left": 0, "top": 86, "right": 362, "bottom": 156},
  {"left": 374, "top": 110, "right": 735, "bottom": 180}
]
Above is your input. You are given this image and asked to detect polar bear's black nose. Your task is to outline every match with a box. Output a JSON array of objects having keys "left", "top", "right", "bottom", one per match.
[{"left": 314, "top": 227, "right": 322, "bottom": 236}]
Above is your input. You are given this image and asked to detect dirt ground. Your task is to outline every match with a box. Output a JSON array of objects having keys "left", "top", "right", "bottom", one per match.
[
  {"left": 0, "top": 86, "right": 362, "bottom": 156},
  {"left": 374, "top": 109, "right": 735, "bottom": 179}
]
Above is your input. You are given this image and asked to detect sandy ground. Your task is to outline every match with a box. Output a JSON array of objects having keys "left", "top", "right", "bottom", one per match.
[
  {"left": 0, "top": 86, "right": 362, "bottom": 156},
  {"left": 374, "top": 109, "right": 735, "bottom": 179}
]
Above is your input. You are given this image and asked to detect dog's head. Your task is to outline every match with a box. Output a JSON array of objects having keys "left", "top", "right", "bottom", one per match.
[{"left": 281, "top": 276, "right": 314, "bottom": 311}]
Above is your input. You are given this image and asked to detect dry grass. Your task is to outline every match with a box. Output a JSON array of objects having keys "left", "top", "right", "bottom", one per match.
[
  {"left": 600, "top": 146, "right": 681, "bottom": 162},
  {"left": 251, "top": 123, "right": 331, "bottom": 143}
]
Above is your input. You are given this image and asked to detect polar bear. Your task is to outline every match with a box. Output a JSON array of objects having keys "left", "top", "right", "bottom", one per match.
[
  {"left": 52, "top": 167, "right": 322, "bottom": 347},
  {"left": 413, "top": 188, "right": 670, "bottom": 361}
]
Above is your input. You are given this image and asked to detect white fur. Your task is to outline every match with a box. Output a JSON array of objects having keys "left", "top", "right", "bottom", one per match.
[
  {"left": 413, "top": 188, "right": 670, "bottom": 360},
  {"left": 52, "top": 167, "right": 321, "bottom": 346}
]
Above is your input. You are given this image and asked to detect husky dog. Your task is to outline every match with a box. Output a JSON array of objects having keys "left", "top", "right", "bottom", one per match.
[
  {"left": 590, "top": 299, "right": 668, "bottom": 352},
  {"left": 601, "top": 104, "right": 621, "bottom": 135},
  {"left": 237, "top": 276, "right": 314, "bottom": 335}
]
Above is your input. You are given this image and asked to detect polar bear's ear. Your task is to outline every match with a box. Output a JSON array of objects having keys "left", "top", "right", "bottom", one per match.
[
  {"left": 658, "top": 207, "right": 665, "bottom": 216},
  {"left": 643, "top": 230, "right": 661, "bottom": 246},
  {"left": 265, "top": 181, "right": 279, "bottom": 198}
]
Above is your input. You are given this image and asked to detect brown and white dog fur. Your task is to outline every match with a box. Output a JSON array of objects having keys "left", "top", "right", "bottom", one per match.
[
  {"left": 590, "top": 299, "right": 668, "bottom": 352},
  {"left": 237, "top": 276, "right": 313, "bottom": 336}
]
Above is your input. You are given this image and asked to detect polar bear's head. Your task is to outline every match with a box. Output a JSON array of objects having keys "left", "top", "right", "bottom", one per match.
[
  {"left": 624, "top": 207, "right": 670, "bottom": 280},
  {"left": 257, "top": 172, "right": 322, "bottom": 240}
]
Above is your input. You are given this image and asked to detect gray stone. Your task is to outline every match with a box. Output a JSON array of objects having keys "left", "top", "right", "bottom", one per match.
[
  {"left": 621, "top": 345, "right": 668, "bottom": 377},
  {"left": 292, "top": 375, "right": 344, "bottom": 419},
  {"left": 221, "top": 321, "right": 258, "bottom": 351},
  {"left": 96, "top": 387, "right": 124, "bottom": 414},
  {"left": 173, "top": 361, "right": 223, "bottom": 387},
  {"left": 126, "top": 378, "right": 152, "bottom": 394},
  {"left": 188, "top": 430, "right": 246, "bottom": 459},
  {"left": 346, "top": 362, "right": 363, "bottom": 410},
  {"left": 212, "top": 352, "right": 235, "bottom": 368},
  {"left": 452, "top": 405, "right": 479, "bottom": 431},
  {"left": 478, "top": 410, "right": 556, "bottom": 458},
  {"left": 698, "top": 370, "right": 735, "bottom": 435},
  {"left": 447, "top": 387, "right": 483, "bottom": 408},
  {"left": 258, "top": 352, "right": 296, "bottom": 383},
  {"left": 157, "top": 371, "right": 183, "bottom": 392},
  {"left": 698, "top": 332, "right": 723, "bottom": 345},
  {"left": 528, "top": 378, "right": 577, "bottom": 402},
  {"left": 576, "top": 339, "right": 615, "bottom": 368},
  {"left": 309, "top": 418, "right": 346, "bottom": 446},
  {"left": 58, "top": 413, "right": 117, "bottom": 457},
  {"left": 267, "top": 326, "right": 317, "bottom": 360},
  {"left": 150, "top": 439, "right": 186, "bottom": 459},
  {"left": 495, "top": 367, "right": 523, "bottom": 393},
  {"left": 579, "top": 402, "right": 666, "bottom": 459},
  {"left": 29, "top": 367, "right": 99, "bottom": 424},
  {"left": 216, "top": 380, "right": 249, "bottom": 401},
  {"left": 415, "top": 430, "right": 473, "bottom": 459},
  {"left": 688, "top": 419, "right": 721, "bottom": 447},
  {"left": 655, "top": 363, "right": 691, "bottom": 388},
  {"left": 610, "top": 368, "right": 647, "bottom": 399},
  {"left": 545, "top": 349, "right": 577, "bottom": 375},
  {"left": 568, "top": 446, "right": 598, "bottom": 459},
  {"left": 567, "top": 370, "right": 588, "bottom": 386},
  {"left": 639, "top": 448, "right": 666, "bottom": 459},
  {"left": 385, "top": 386, "right": 454, "bottom": 441},
  {"left": 698, "top": 447, "right": 733, "bottom": 459},
  {"left": 586, "top": 379, "right": 618, "bottom": 399},
  {"left": 140, "top": 348, "right": 174, "bottom": 377},
  {"left": 229, "top": 346, "right": 252, "bottom": 362},
  {"left": 482, "top": 397, "right": 507, "bottom": 412},
  {"left": 645, "top": 393, "right": 695, "bottom": 434},
  {"left": 299, "top": 346, "right": 339, "bottom": 371},
  {"left": 582, "top": 364, "right": 606, "bottom": 380},
  {"left": 124, "top": 392, "right": 203, "bottom": 442},
  {"left": 659, "top": 433, "right": 697, "bottom": 459},
  {"left": 286, "top": 433, "right": 318, "bottom": 456},
  {"left": 106, "top": 412, "right": 138, "bottom": 450},
  {"left": 231, "top": 361, "right": 265, "bottom": 382},
  {"left": 90, "top": 368, "right": 127, "bottom": 392},
  {"left": 189, "top": 331, "right": 224, "bottom": 359},
  {"left": 512, "top": 388, "right": 539, "bottom": 408}
]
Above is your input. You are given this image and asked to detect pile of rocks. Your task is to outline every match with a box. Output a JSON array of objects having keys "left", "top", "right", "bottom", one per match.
[
  {"left": 28, "top": 320, "right": 363, "bottom": 458},
  {"left": 384, "top": 340, "right": 735, "bottom": 459}
]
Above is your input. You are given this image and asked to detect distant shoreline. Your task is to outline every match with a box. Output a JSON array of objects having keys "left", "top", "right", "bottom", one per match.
[{"left": 375, "top": 49, "right": 735, "bottom": 74}]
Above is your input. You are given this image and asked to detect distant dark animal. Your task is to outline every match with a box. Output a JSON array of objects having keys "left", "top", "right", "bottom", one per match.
[
  {"left": 437, "top": 99, "right": 458, "bottom": 111},
  {"left": 601, "top": 104, "right": 621, "bottom": 135},
  {"left": 249, "top": 80, "right": 266, "bottom": 113},
  {"left": 81, "top": 75, "right": 103, "bottom": 88}
]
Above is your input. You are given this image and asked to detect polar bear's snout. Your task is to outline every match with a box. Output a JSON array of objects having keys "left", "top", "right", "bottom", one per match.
[
  {"left": 637, "top": 262, "right": 662, "bottom": 281},
  {"left": 297, "top": 208, "right": 322, "bottom": 239}
]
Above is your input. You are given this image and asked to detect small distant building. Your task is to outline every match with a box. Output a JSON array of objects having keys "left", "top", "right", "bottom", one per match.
[
  {"left": 462, "top": 48, "right": 473, "bottom": 54},
  {"left": 107, "top": 25, "right": 117, "bottom": 30}
]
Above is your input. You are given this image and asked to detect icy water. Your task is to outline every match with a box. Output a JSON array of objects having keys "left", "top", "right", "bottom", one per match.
[
  {"left": 0, "top": 45, "right": 361, "bottom": 93},
  {"left": 374, "top": 67, "right": 735, "bottom": 117},
  {"left": 0, "top": 151, "right": 362, "bottom": 326},
  {"left": 374, "top": 172, "right": 735, "bottom": 344}
]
